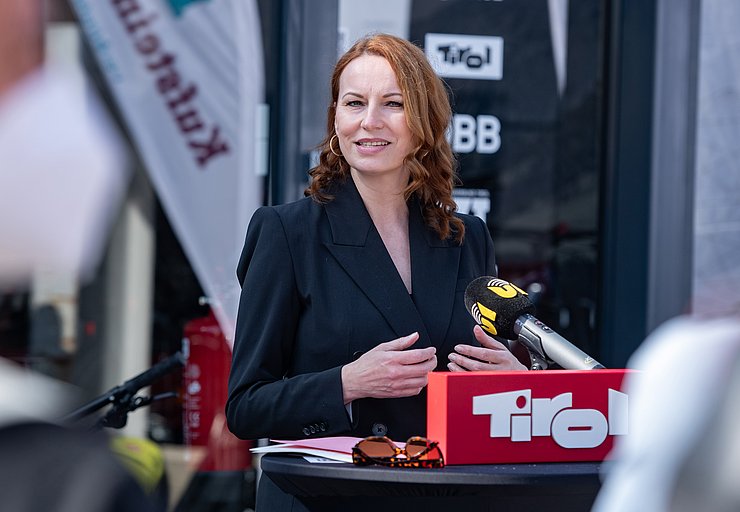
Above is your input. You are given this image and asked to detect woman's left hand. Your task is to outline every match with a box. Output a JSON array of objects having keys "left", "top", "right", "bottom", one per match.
[{"left": 448, "top": 325, "right": 528, "bottom": 372}]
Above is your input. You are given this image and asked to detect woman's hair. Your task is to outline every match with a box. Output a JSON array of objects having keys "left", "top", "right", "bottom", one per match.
[{"left": 305, "top": 33, "right": 465, "bottom": 243}]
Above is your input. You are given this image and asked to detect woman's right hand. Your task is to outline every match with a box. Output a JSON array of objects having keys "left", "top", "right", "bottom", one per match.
[{"left": 340, "top": 332, "right": 437, "bottom": 404}]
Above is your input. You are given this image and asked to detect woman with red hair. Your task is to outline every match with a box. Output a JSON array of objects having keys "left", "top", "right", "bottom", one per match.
[{"left": 227, "top": 33, "right": 525, "bottom": 509}]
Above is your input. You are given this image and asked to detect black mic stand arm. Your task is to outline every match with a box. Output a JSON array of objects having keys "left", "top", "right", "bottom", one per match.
[{"left": 62, "top": 351, "right": 185, "bottom": 429}]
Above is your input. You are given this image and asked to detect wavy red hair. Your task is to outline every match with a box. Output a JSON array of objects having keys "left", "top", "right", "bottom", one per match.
[{"left": 305, "top": 33, "right": 465, "bottom": 243}]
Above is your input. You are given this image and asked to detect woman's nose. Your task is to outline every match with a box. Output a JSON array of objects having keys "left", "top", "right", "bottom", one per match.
[{"left": 361, "top": 103, "right": 384, "bottom": 130}]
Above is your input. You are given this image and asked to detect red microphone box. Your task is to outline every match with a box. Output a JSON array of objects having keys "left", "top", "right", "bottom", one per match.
[{"left": 427, "top": 370, "right": 632, "bottom": 465}]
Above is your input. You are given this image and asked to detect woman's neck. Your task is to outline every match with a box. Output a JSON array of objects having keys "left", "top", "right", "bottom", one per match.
[
  {"left": 351, "top": 169, "right": 409, "bottom": 223},
  {"left": 351, "top": 170, "right": 412, "bottom": 293}
]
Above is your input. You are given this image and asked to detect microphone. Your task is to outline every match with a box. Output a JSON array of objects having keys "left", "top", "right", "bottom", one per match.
[{"left": 464, "top": 276, "right": 605, "bottom": 370}]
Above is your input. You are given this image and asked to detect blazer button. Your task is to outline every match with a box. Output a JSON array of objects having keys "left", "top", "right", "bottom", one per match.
[
  {"left": 319, "top": 422, "right": 327, "bottom": 432},
  {"left": 372, "top": 423, "right": 387, "bottom": 436},
  {"left": 309, "top": 425, "right": 317, "bottom": 434},
  {"left": 302, "top": 427, "right": 311, "bottom": 436}
]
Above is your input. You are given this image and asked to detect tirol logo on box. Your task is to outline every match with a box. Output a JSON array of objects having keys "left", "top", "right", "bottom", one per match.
[{"left": 427, "top": 370, "right": 632, "bottom": 465}]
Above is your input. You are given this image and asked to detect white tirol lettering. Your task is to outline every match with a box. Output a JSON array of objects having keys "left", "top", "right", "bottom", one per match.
[
  {"left": 472, "top": 388, "right": 628, "bottom": 449},
  {"left": 551, "top": 408, "right": 609, "bottom": 449},
  {"left": 473, "top": 389, "right": 530, "bottom": 438},
  {"left": 511, "top": 415, "right": 531, "bottom": 442},
  {"left": 531, "top": 393, "right": 572, "bottom": 436},
  {"left": 608, "top": 389, "right": 629, "bottom": 435}
]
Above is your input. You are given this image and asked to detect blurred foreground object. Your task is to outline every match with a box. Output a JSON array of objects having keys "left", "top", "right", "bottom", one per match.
[
  {"left": 0, "top": 354, "right": 74, "bottom": 424},
  {"left": 0, "top": 357, "right": 158, "bottom": 511},
  {"left": 593, "top": 315, "right": 740, "bottom": 512},
  {"left": 110, "top": 436, "right": 168, "bottom": 510},
  {"left": 0, "top": 65, "right": 127, "bottom": 286}
]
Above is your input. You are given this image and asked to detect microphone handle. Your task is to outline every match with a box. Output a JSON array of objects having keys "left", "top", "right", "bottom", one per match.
[{"left": 514, "top": 314, "right": 605, "bottom": 370}]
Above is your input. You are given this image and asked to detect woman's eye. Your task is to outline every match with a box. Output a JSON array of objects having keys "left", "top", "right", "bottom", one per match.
[
  {"left": 387, "top": 101, "right": 404, "bottom": 108},
  {"left": 345, "top": 100, "right": 364, "bottom": 107}
]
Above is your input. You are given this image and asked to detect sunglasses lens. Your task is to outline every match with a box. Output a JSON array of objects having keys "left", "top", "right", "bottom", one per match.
[
  {"left": 420, "top": 445, "right": 443, "bottom": 461},
  {"left": 357, "top": 437, "right": 396, "bottom": 458},
  {"left": 405, "top": 437, "right": 429, "bottom": 458}
]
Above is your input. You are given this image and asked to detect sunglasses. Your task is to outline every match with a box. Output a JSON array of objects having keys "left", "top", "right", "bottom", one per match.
[{"left": 352, "top": 436, "right": 445, "bottom": 468}]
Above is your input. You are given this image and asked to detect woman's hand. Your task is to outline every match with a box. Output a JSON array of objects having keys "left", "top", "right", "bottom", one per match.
[
  {"left": 447, "top": 325, "right": 528, "bottom": 372},
  {"left": 341, "top": 332, "right": 437, "bottom": 404}
]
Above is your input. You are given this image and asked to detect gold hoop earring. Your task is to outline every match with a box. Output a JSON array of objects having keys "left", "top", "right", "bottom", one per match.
[{"left": 329, "top": 134, "right": 342, "bottom": 157}]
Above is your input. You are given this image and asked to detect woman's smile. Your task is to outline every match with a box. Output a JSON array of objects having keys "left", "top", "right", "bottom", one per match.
[{"left": 334, "top": 54, "right": 414, "bottom": 179}]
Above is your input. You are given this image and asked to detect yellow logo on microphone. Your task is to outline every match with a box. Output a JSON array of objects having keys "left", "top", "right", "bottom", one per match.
[
  {"left": 486, "top": 278, "right": 527, "bottom": 299},
  {"left": 470, "top": 301, "right": 498, "bottom": 336}
]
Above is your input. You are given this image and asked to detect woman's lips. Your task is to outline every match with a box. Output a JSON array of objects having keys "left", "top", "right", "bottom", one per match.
[
  {"left": 355, "top": 139, "right": 390, "bottom": 147},
  {"left": 354, "top": 140, "right": 390, "bottom": 154}
]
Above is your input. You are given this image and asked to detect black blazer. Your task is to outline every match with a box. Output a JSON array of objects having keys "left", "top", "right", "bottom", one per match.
[{"left": 226, "top": 177, "right": 497, "bottom": 442}]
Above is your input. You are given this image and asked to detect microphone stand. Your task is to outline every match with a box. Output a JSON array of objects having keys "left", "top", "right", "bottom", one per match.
[
  {"left": 63, "top": 351, "right": 185, "bottom": 429},
  {"left": 526, "top": 349, "right": 551, "bottom": 371}
]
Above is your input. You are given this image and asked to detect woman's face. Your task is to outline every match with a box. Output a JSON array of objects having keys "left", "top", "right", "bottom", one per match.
[{"left": 334, "top": 55, "right": 414, "bottom": 182}]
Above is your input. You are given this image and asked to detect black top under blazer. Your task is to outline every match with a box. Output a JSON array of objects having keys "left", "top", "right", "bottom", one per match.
[{"left": 226, "top": 177, "right": 498, "bottom": 443}]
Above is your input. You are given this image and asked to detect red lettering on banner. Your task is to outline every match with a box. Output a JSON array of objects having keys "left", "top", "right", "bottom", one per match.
[
  {"left": 146, "top": 52, "right": 175, "bottom": 72},
  {"left": 112, "top": 0, "right": 139, "bottom": 19},
  {"left": 126, "top": 12, "right": 159, "bottom": 34},
  {"left": 190, "top": 127, "right": 230, "bottom": 166},
  {"left": 157, "top": 70, "right": 180, "bottom": 93},
  {"left": 177, "top": 110, "right": 205, "bottom": 133},
  {"left": 111, "top": 0, "right": 230, "bottom": 168},
  {"left": 167, "top": 83, "right": 197, "bottom": 110},
  {"left": 135, "top": 34, "right": 159, "bottom": 54}
]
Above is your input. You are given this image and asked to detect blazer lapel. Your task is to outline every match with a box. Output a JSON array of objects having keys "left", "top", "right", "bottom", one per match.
[
  {"left": 322, "top": 178, "right": 430, "bottom": 346},
  {"left": 408, "top": 200, "right": 461, "bottom": 348}
]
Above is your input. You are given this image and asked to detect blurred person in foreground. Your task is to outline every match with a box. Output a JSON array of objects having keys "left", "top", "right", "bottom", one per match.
[
  {"left": 592, "top": 312, "right": 740, "bottom": 512},
  {"left": 226, "top": 33, "right": 526, "bottom": 509},
  {"left": 0, "top": 1, "right": 157, "bottom": 510},
  {"left": 0, "top": 359, "right": 159, "bottom": 512},
  {"left": 0, "top": 4, "right": 126, "bottom": 285}
]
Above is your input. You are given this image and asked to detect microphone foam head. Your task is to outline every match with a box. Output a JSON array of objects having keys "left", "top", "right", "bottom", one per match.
[{"left": 464, "top": 276, "right": 535, "bottom": 339}]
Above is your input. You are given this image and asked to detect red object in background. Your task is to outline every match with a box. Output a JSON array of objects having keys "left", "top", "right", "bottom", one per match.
[
  {"left": 427, "top": 370, "right": 632, "bottom": 465},
  {"left": 183, "top": 311, "right": 252, "bottom": 471}
]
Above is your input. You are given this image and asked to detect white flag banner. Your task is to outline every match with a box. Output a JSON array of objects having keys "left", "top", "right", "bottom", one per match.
[{"left": 71, "top": 0, "right": 264, "bottom": 342}]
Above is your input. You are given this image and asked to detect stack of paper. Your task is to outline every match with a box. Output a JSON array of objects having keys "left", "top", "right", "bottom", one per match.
[{"left": 250, "top": 436, "right": 365, "bottom": 463}]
